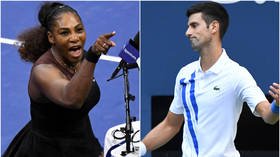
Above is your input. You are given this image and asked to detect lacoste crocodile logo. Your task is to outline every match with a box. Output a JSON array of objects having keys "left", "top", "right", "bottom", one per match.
[{"left": 213, "top": 86, "right": 220, "bottom": 91}]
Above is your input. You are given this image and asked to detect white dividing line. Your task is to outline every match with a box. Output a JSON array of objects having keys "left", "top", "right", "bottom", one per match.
[
  {"left": 0, "top": 37, "right": 23, "bottom": 47},
  {"left": 100, "top": 55, "right": 121, "bottom": 63}
]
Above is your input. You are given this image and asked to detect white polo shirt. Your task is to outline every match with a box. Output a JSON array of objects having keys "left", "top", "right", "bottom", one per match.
[{"left": 169, "top": 49, "right": 266, "bottom": 157}]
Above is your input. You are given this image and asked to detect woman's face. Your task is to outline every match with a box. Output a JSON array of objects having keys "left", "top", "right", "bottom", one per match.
[{"left": 48, "top": 12, "right": 86, "bottom": 64}]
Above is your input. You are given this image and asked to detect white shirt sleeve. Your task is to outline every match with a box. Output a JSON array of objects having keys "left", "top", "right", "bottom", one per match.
[
  {"left": 236, "top": 67, "right": 267, "bottom": 116},
  {"left": 169, "top": 70, "right": 185, "bottom": 114}
]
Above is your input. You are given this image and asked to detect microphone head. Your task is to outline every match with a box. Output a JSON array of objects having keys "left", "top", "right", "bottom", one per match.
[{"left": 119, "top": 39, "right": 139, "bottom": 64}]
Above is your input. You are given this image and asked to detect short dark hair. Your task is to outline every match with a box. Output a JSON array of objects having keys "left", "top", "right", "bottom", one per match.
[{"left": 187, "top": 2, "right": 229, "bottom": 39}]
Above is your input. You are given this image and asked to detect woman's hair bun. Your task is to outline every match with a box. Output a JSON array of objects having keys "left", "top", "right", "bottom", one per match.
[{"left": 38, "top": 2, "right": 64, "bottom": 28}]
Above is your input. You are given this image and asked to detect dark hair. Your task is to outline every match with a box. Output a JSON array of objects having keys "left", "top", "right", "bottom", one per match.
[
  {"left": 187, "top": 2, "right": 229, "bottom": 39},
  {"left": 17, "top": 2, "right": 81, "bottom": 63}
]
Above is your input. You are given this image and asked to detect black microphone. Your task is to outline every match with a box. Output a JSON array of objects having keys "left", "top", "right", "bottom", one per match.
[
  {"left": 108, "top": 32, "right": 139, "bottom": 81},
  {"left": 108, "top": 60, "right": 126, "bottom": 81}
]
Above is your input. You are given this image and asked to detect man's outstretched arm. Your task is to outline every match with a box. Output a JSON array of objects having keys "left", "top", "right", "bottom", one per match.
[{"left": 141, "top": 111, "right": 184, "bottom": 155}]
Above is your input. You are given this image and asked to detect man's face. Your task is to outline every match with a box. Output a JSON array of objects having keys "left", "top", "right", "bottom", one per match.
[{"left": 185, "top": 12, "right": 212, "bottom": 51}]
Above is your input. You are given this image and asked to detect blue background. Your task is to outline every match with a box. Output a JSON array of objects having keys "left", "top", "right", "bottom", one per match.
[
  {"left": 1, "top": 1, "right": 139, "bottom": 153},
  {"left": 141, "top": 1, "right": 279, "bottom": 156}
]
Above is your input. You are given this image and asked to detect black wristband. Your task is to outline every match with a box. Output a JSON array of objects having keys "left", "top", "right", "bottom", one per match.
[{"left": 85, "top": 46, "right": 101, "bottom": 63}]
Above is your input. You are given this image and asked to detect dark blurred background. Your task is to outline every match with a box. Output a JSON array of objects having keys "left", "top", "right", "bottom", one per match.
[{"left": 141, "top": 1, "right": 279, "bottom": 157}]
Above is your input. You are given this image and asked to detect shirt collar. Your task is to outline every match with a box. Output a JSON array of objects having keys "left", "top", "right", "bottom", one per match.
[{"left": 197, "top": 48, "right": 229, "bottom": 74}]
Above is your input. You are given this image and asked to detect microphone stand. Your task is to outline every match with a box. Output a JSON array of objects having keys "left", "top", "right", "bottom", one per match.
[
  {"left": 108, "top": 62, "right": 137, "bottom": 156},
  {"left": 122, "top": 63, "right": 134, "bottom": 156}
]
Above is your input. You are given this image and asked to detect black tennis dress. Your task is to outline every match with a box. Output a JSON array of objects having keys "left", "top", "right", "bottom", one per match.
[{"left": 3, "top": 50, "right": 103, "bottom": 157}]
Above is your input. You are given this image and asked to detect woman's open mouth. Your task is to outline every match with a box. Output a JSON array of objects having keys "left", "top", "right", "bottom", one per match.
[{"left": 69, "top": 45, "right": 82, "bottom": 58}]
